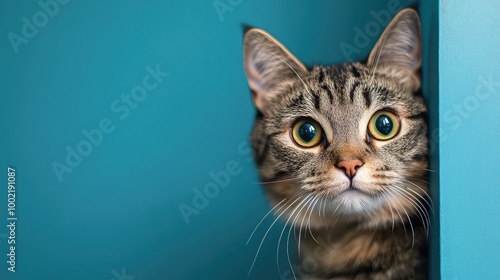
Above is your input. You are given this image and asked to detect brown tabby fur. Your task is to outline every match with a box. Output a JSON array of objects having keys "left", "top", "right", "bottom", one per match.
[{"left": 243, "top": 9, "right": 430, "bottom": 280}]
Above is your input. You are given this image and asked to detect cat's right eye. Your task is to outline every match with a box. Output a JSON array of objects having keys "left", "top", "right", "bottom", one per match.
[{"left": 291, "top": 118, "right": 323, "bottom": 148}]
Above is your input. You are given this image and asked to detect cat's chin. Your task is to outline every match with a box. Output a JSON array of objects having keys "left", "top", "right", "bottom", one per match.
[{"left": 329, "top": 189, "right": 380, "bottom": 217}]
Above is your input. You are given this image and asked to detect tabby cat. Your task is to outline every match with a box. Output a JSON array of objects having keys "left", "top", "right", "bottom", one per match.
[{"left": 242, "top": 8, "right": 430, "bottom": 280}]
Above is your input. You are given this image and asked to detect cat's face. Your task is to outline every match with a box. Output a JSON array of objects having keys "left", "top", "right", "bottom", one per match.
[{"left": 243, "top": 9, "right": 429, "bottom": 227}]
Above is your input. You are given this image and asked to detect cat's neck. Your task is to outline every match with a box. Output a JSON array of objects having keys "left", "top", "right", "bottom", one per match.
[{"left": 297, "top": 218, "right": 427, "bottom": 279}]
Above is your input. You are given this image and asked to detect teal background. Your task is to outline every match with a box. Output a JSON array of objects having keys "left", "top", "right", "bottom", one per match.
[
  {"left": 1, "top": 0, "right": 494, "bottom": 280},
  {"left": 438, "top": 1, "right": 500, "bottom": 279}
]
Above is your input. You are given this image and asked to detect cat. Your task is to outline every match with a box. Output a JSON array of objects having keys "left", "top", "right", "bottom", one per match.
[{"left": 242, "top": 8, "right": 430, "bottom": 280}]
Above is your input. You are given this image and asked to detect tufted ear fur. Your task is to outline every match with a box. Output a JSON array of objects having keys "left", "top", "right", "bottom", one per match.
[
  {"left": 243, "top": 28, "right": 307, "bottom": 112},
  {"left": 367, "top": 8, "right": 422, "bottom": 92}
]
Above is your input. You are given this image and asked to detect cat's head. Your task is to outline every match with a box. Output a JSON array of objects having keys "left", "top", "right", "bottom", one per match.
[{"left": 243, "top": 9, "right": 429, "bottom": 228}]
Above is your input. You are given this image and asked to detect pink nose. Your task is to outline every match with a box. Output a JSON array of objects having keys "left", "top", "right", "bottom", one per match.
[{"left": 337, "top": 159, "right": 364, "bottom": 178}]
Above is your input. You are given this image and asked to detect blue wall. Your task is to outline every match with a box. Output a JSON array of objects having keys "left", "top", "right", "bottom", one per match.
[{"left": 439, "top": 1, "right": 500, "bottom": 279}]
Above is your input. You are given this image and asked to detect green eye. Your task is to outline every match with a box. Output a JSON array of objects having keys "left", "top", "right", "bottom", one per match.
[
  {"left": 368, "top": 110, "right": 400, "bottom": 141},
  {"left": 291, "top": 119, "right": 323, "bottom": 148}
]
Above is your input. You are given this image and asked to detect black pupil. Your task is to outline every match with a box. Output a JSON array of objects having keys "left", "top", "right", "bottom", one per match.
[
  {"left": 375, "top": 114, "right": 393, "bottom": 135},
  {"left": 298, "top": 123, "right": 316, "bottom": 142}
]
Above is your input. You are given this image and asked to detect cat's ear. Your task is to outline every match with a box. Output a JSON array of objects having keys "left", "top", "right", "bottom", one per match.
[
  {"left": 367, "top": 8, "right": 422, "bottom": 92},
  {"left": 243, "top": 28, "right": 307, "bottom": 112}
]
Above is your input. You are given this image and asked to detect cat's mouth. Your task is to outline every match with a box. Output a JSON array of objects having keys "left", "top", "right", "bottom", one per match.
[
  {"left": 339, "top": 183, "right": 371, "bottom": 196},
  {"left": 328, "top": 183, "right": 379, "bottom": 216}
]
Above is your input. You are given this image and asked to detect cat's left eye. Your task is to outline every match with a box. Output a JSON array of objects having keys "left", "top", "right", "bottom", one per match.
[
  {"left": 368, "top": 110, "right": 401, "bottom": 141},
  {"left": 291, "top": 118, "right": 323, "bottom": 148}
]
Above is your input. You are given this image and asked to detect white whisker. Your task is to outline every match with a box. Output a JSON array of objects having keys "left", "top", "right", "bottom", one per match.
[
  {"left": 247, "top": 192, "right": 304, "bottom": 277},
  {"left": 277, "top": 194, "right": 312, "bottom": 275},
  {"left": 307, "top": 195, "right": 322, "bottom": 245},
  {"left": 400, "top": 178, "right": 434, "bottom": 212},
  {"left": 255, "top": 177, "right": 300, "bottom": 185},
  {"left": 380, "top": 191, "right": 395, "bottom": 231},
  {"left": 287, "top": 196, "right": 315, "bottom": 280},
  {"left": 387, "top": 189, "right": 415, "bottom": 247},
  {"left": 384, "top": 189, "right": 408, "bottom": 238},
  {"left": 392, "top": 186, "right": 430, "bottom": 236},
  {"left": 246, "top": 198, "right": 287, "bottom": 245}
]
